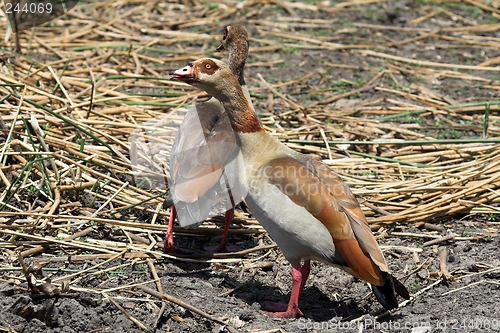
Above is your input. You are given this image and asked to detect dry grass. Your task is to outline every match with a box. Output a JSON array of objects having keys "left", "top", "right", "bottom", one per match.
[{"left": 0, "top": 0, "right": 499, "bottom": 329}]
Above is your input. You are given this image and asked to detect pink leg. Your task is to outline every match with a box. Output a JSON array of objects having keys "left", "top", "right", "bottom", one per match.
[
  {"left": 298, "top": 260, "right": 311, "bottom": 299},
  {"left": 217, "top": 208, "right": 234, "bottom": 252},
  {"left": 261, "top": 260, "right": 311, "bottom": 318},
  {"left": 204, "top": 208, "right": 242, "bottom": 253},
  {"left": 163, "top": 205, "right": 180, "bottom": 253}
]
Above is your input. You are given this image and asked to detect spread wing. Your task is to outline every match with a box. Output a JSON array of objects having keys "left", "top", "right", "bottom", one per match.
[
  {"left": 169, "top": 99, "right": 242, "bottom": 226},
  {"left": 264, "top": 155, "right": 389, "bottom": 285},
  {"left": 170, "top": 100, "right": 238, "bottom": 202}
]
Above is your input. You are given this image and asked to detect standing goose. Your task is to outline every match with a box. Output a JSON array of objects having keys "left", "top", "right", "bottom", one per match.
[
  {"left": 170, "top": 58, "right": 410, "bottom": 317},
  {"left": 164, "top": 26, "right": 255, "bottom": 253}
]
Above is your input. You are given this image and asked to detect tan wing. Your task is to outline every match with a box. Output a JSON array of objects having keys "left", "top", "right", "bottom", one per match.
[
  {"left": 170, "top": 100, "right": 239, "bottom": 203},
  {"left": 264, "top": 155, "right": 389, "bottom": 286}
]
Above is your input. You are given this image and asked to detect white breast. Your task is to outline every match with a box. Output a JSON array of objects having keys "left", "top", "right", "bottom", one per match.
[
  {"left": 235, "top": 132, "right": 340, "bottom": 264},
  {"left": 245, "top": 171, "right": 338, "bottom": 264}
]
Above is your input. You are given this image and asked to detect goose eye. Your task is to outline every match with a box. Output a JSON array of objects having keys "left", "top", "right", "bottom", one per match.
[{"left": 204, "top": 63, "right": 212, "bottom": 70}]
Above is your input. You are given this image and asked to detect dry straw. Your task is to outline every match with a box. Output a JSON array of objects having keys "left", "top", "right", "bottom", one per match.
[{"left": 0, "top": 0, "right": 499, "bottom": 330}]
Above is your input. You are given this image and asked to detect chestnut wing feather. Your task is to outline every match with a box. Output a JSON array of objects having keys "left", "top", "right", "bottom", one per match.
[{"left": 264, "top": 155, "right": 389, "bottom": 284}]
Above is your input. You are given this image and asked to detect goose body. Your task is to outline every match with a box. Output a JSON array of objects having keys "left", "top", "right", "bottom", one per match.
[
  {"left": 239, "top": 135, "right": 342, "bottom": 264},
  {"left": 171, "top": 58, "right": 410, "bottom": 317}
]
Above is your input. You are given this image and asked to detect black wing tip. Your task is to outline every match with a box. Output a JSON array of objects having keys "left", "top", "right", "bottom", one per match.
[
  {"left": 372, "top": 274, "right": 410, "bottom": 310},
  {"left": 391, "top": 274, "right": 411, "bottom": 300}
]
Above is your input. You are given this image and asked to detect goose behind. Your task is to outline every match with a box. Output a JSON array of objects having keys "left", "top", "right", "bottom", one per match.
[
  {"left": 163, "top": 26, "right": 252, "bottom": 253},
  {"left": 171, "top": 58, "right": 410, "bottom": 317}
]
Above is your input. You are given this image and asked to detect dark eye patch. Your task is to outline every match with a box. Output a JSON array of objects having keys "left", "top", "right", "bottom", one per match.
[{"left": 199, "top": 60, "right": 219, "bottom": 74}]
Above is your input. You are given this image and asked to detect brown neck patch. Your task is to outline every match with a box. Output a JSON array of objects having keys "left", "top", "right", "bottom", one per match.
[
  {"left": 219, "top": 78, "right": 263, "bottom": 134},
  {"left": 230, "top": 109, "right": 263, "bottom": 133}
]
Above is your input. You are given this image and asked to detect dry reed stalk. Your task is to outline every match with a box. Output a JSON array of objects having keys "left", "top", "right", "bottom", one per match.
[{"left": 0, "top": 2, "right": 499, "bottom": 328}]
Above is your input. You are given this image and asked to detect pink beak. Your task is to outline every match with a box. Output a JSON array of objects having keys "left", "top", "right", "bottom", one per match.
[{"left": 170, "top": 63, "right": 196, "bottom": 83}]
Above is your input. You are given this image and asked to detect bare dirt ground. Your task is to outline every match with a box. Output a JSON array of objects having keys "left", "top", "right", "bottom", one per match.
[{"left": 1, "top": 0, "right": 500, "bottom": 332}]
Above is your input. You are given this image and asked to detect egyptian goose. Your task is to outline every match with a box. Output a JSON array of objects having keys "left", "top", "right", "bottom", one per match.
[
  {"left": 164, "top": 26, "right": 255, "bottom": 253},
  {"left": 170, "top": 58, "right": 410, "bottom": 317}
]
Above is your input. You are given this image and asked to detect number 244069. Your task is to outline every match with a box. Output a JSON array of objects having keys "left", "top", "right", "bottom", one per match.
[{"left": 5, "top": 2, "right": 53, "bottom": 14}]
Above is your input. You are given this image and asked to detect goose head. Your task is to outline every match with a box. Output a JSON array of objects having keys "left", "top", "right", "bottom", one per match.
[
  {"left": 216, "top": 26, "right": 249, "bottom": 54},
  {"left": 170, "top": 58, "right": 238, "bottom": 102},
  {"left": 216, "top": 26, "right": 249, "bottom": 85}
]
